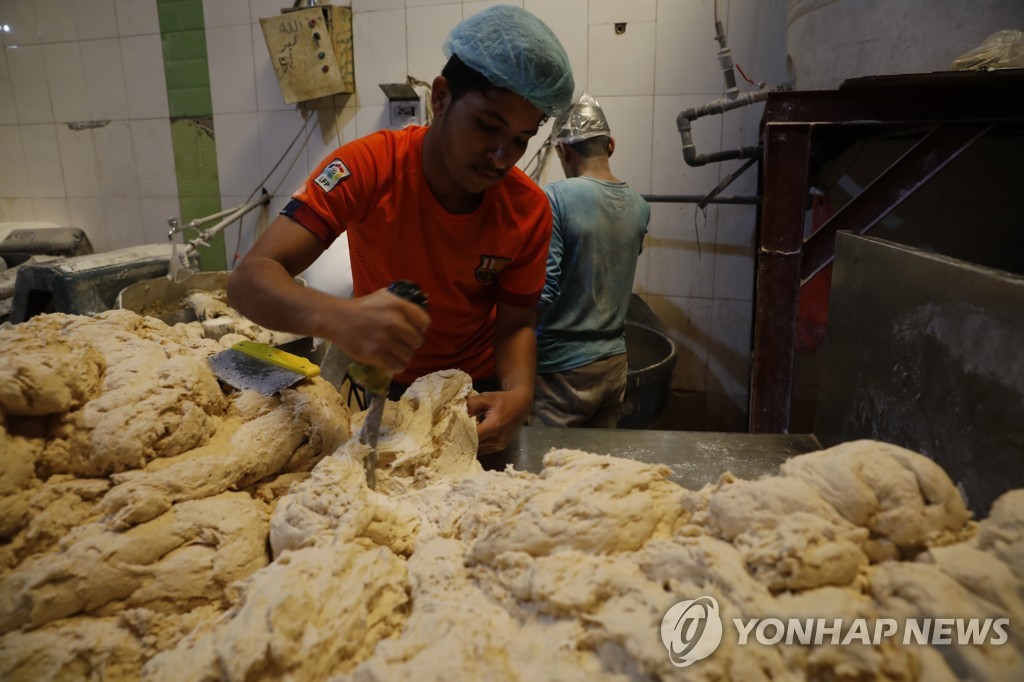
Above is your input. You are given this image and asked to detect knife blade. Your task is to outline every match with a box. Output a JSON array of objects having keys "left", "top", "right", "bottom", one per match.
[
  {"left": 318, "top": 341, "right": 352, "bottom": 392},
  {"left": 319, "top": 341, "right": 383, "bottom": 487},
  {"left": 346, "top": 280, "right": 429, "bottom": 488},
  {"left": 359, "top": 392, "right": 386, "bottom": 489}
]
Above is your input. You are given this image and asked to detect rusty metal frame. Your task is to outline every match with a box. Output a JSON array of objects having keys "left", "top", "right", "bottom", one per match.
[
  {"left": 749, "top": 70, "right": 1024, "bottom": 433},
  {"left": 801, "top": 123, "right": 992, "bottom": 282},
  {"left": 749, "top": 125, "right": 810, "bottom": 432}
]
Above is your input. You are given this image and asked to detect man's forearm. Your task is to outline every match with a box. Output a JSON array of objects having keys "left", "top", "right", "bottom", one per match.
[
  {"left": 227, "top": 255, "right": 338, "bottom": 340},
  {"left": 492, "top": 303, "right": 538, "bottom": 420},
  {"left": 495, "top": 326, "right": 536, "bottom": 397},
  {"left": 226, "top": 215, "right": 339, "bottom": 340},
  {"left": 228, "top": 245, "right": 429, "bottom": 373}
]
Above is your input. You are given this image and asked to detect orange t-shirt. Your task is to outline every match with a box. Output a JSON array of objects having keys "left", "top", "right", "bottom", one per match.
[{"left": 286, "top": 125, "right": 552, "bottom": 384}]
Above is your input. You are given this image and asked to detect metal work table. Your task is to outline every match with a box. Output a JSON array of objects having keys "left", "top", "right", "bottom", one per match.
[{"left": 485, "top": 426, "right": 822, "bottom": 490}]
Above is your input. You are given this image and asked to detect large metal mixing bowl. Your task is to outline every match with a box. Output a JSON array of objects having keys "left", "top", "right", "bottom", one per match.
[{"left": 620, "top": 323, "right": 677, "bottom": 429}]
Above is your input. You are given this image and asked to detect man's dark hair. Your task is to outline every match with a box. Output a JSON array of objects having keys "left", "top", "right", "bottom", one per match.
[
  {"left": 441, "top": 54, "right": 496, "bottom": 103},
  {"left": 440, "top": 53, "right": 549, "bottom": 124},
  {"left": 568, "top": 135, "right": 611, "bottom": 158}
]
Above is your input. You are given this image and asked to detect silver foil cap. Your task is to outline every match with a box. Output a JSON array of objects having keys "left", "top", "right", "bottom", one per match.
[{"left": 553, "top": 92, "right": 610, "bottom": 145}]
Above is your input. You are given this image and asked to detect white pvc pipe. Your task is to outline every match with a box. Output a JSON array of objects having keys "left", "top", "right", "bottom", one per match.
[{"left": 184, "top": 193, "right": 271, "bottom": 256}]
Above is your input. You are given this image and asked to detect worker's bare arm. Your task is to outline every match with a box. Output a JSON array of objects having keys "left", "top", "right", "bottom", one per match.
[
  {"left": 227, "top": 215, "right": 429, "bottom": 373},
  {"left": 468, "top": 302, "right": 536, "bottom": 454}
]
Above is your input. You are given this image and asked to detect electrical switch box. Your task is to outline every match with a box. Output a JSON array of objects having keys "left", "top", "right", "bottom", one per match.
[
  {"left": 260, "top": 5, "right": 354, "bottom": 104},
  {"left": 379, "top": 83, "right": 422, "bottom": 129}
]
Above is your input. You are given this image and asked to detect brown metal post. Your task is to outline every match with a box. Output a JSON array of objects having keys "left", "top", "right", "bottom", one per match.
[{"left": 749, "top": 124, "right": 811, "bottom": 433}]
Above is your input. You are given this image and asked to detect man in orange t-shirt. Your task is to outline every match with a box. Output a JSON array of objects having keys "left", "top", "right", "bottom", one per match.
[
  {"left": 285, "top": 124, "right": 552, "bottom": 386},
  {"left": 227, "top": 6, "right": 574, "bottom": 454}
]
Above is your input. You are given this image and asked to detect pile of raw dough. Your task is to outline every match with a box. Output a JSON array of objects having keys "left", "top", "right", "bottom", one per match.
[
  {"left": 176, "top": 290, "right": 303, "bottom": 348},
  {"left": 1, "top": 311, "right": 1022, "bottom": 681}
]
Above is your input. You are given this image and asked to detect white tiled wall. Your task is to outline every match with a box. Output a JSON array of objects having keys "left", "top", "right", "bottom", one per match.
[
  {"left": 589, "top": 20, "right": 656, "bottom": 96},
  {"left": 8, "top": 45, "right": 53, "bottom": 123},
  {"left": 214, "top": 113, "right": 262, "bottom": 198},
  {"left": 405, "top": 3, "right": 461, "bottom": 85},
  {"left": 655, "top": 0, "right": 727, "bottom": 96},
  {"left": 114, "top": 0, "right": 161, "bottom": 35},
  {"left": 0, "top": 0, "right": 791, "bottom": 430},
  {"left": 44, "top": 42, "right": 91, "bottom": 121},
  {"left": 122, "top": 34, "right": 169, "bottom": 119},
  {"left": 75, "top": 0, "right": 120, "bottom": 40},
  {"left": 82, "top": 38, "right": 131, "bottom": 120},
  {"left": 131, "top": 119, "right": 176, "bottom": 198},
  {"left": 354, "top": 8, "right": 410, "bottom": 107},
  {"left": 22, "top": 124, "right": 62, "bottom": 198},
  {"left": 57, "top": 125, "right": 102, "bottom": 198},
  {"left": 36, "top": 0, "right": 78, "bottom": 42},
  {"left": 0, "top": 48, "right": 17, "bottom": 125},
  {"left": 207, "top": 23, "right": 259, "bottom": 115}
]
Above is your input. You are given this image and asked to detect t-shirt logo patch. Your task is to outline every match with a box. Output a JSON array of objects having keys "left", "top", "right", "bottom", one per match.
[
  {"left": 314, "top": 159, "right": 350, "bottom": 192},
  {"left": 475, "top": 255, "right": 511, "bottom": 284}
]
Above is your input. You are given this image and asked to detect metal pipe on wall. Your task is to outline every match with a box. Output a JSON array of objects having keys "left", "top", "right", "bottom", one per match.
[
  {"left": 675, "top": 88, "right": 783, "bottom": 168},
  {"left": 641, "top": 194, "right": 759, "bottom": 205},
  {"left": 184, "top": 192, "right": 272, "bottom": 257}
]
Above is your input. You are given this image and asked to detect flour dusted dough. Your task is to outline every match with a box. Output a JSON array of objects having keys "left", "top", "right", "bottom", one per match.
[
  {"left": 0, "top": 617, "right": 143, "bottom": 681},
  {"left": 181, "top": 290, "right": 302, "bottom": 346},
  {"left": 0, "top": 492, "right": 269, "bottom": 633},
  {"left": 143, "top": 543, "right": 409, "bottom": 681},
  {"left": 1, "top": 311, "right": 1022, "bottom": 681},
  {"left": 780, "top": 440, "right": 972, "bottom": 550},
  {"left": 706, "top": 475, "right": 871, "bottom": 590},
  {"left": 1, "top": 311, "right": 228, "bottom": 477},
  {"left": 469, "top": 448, "right": 687, "bottom": 563},
  {"left": 0, "top": 311, "right": 351, "bottom": 679},
  {"left": 0, "top": 417, "right": 41, "bottom": 541},
  {"left": 976, "top": 489, "right": 1024, "bottom": 578},
  {"left": 0, "top": 318, "right": 104, "bottom": 417}
]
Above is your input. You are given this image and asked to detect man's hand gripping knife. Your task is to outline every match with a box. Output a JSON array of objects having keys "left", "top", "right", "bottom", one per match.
[{"left": 348, "top": 281, "right": 429, "bottom": 489}]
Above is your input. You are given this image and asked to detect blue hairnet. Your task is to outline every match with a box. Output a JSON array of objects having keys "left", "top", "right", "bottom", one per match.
[{"left": 443, "top": 5, "right": 574, "bottom": 118}]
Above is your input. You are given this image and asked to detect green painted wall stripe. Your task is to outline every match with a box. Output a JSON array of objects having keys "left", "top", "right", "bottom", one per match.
[
  {"left": 156, "top": 0, "right": 207, "bottom": 32},
  {"left": 159, "top": 0, "right": 212, "bottom": 119},
  {"left": 158, "top": 0, "right": 225, "bottom": 270},
  {"left": 171, "top": 119, "right": 226, "bottom": 270},
  {"left": 162, "top": 31, "right": 213, "bottom": 117}
]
